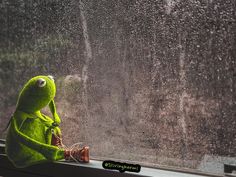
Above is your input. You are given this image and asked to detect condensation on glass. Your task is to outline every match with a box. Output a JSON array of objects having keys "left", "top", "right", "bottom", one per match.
[{"left": 0, "top": 0, "right": 235, "bottom": 175}]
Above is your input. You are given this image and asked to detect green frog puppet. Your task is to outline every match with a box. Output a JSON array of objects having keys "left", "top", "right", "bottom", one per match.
[{"left": 5, "top": 75, "right": 89, "bottom": 168}]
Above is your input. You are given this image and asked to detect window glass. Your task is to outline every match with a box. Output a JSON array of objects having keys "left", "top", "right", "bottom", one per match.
[{"left": 0, "top": 0, "right": 235, "bottom": 175}]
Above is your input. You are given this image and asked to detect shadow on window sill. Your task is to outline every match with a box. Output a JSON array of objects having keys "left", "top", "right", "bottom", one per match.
[{"left": 0, "top": 140, "right": 226, "bottom": 177}]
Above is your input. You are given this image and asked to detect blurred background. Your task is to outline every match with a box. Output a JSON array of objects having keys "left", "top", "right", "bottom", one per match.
[{"left": 0, "top": 0, "right": 235, "bottom": 175}]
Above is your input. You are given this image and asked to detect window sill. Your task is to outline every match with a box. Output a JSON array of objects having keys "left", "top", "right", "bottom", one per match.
[
  {"left": 0, "top": 153, "right": 222, "bottom": 177},
  {"left": 0, "top": 143, "right": 222, "bottom": 177}
]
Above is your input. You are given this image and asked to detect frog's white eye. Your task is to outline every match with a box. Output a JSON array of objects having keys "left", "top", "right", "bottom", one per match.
[
  {"left": 36, "top": 78, "right": 46, "bottom": 87},
  {"left": 48, "top": 75, "right": 54, "bottom": 81}
]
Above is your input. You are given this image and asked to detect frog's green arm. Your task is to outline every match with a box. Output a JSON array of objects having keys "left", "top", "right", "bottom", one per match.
[
  {"left": 11, "top": 117, "right": 64, "bottom": 161},
  {"left": 49, "top": 100, "right": 61, "bottom": 125},
  {"left": 41, "top": 113, "right": 62, "bottom": 144}
]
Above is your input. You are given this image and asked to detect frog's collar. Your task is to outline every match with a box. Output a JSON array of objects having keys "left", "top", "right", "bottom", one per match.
[
  {"left": 14, "top": 110, "right": 58, "bottom": 128},
  {"left": 14, "top": 109, "right": 39, "bottom": 119}
]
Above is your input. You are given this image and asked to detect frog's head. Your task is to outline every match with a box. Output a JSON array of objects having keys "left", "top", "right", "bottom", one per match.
[{"left": 16, "top": 75, "right": 56, "bottom": 113}]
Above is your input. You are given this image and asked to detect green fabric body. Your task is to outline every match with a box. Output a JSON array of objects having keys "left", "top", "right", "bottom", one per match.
[
  {"left": 6, "top": 110, "right": 64, "bottom": 168},
  {"left": 5, "top": 75, "right": 65, "bottom": 168}
]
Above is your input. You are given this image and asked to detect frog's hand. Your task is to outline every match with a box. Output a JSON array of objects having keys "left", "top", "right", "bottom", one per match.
[
  {"left": 11, "top": 117, "right": 64, "bottom": 161},
  {"left": 41, "top": 113, "right": 63, "bottom": 146},
  {"left": 49, "top": 100, "right": 61, "bottom": 125}
]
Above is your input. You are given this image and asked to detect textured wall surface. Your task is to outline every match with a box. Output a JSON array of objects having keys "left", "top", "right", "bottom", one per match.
[{"left": 0, "top": 0, "right": 235, "bottom": 175}]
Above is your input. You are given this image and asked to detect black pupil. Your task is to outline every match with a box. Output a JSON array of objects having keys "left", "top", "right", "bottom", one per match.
[{"left": 38, "top": 80, "right": 45, "bottom": 86}]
